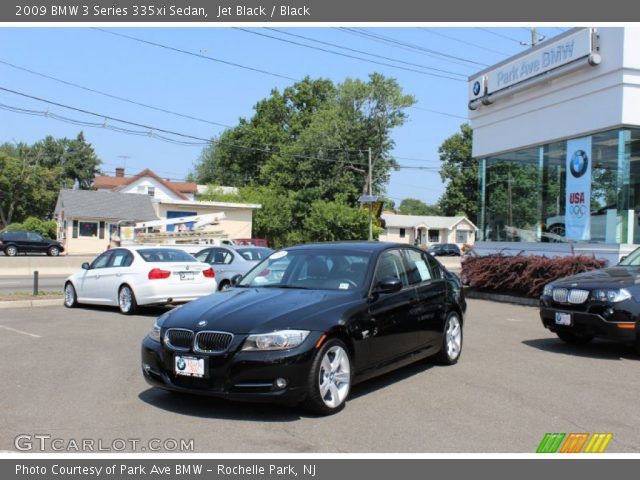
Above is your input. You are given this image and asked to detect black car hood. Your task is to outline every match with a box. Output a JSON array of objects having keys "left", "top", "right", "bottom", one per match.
[
  {"left": 162, "top": 287, "right": 360, "bottom": 334},
  {"left": 553, "top": 266, "right": 640, "bottom": 288}
]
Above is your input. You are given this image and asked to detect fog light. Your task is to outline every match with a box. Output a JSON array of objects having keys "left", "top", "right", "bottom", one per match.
[
  {"left": 274, "top": 378, "right": 288, "bottom": 389},
  {"left": 142, "top": 363, "right": 151, "bottom": 373},
  {"left": 605, "top": 308, "right": 615, "bottom": 317}
]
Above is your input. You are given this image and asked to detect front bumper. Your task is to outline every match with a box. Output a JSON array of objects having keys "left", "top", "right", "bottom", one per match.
[
  {"left": 540, "top": 303, "right": 637, "bottom": 343},
  {"left": 141, "top": 333, "right": 322, "bottom": 404}
]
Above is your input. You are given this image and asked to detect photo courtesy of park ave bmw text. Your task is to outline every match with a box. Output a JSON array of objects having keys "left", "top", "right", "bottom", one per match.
[{"left": 1, "top": 0, "right": 640, "bottom": 479}]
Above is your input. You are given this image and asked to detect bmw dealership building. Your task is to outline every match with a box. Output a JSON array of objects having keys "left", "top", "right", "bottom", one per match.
[{"left": 469, "top": 27, "right": 640, "bottom": 264}]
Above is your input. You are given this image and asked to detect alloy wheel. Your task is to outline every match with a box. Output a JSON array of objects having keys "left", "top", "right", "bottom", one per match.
[
  {"left": 5, "top": 246, "right": 17, "bottom": 256},
  {"left": 64, "top": 283, "right": 76, "bottom": 307},
  {"left": 119, "top": 286, "right": 132, "bottom": 313},
  {"left": 318, "top": 345, "right": 351, "bottom": 409},
  {"left": 445, "top": 315, "right": 462, "bottom": 361}
]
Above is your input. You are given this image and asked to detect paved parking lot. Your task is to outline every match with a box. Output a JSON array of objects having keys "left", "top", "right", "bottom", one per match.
[{"left": 0, "top": 299, "right": 638, "bottom": 453}]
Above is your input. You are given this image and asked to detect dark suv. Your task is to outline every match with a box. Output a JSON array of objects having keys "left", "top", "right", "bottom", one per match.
[
  {"left": 0, "top": 230, "right": 64, "bottom": 256},
  {"left": 427, "top": 243, "right": 461, "bottom": 256}
]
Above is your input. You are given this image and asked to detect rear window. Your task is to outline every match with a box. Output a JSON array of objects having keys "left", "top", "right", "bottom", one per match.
[
  {"left": 2, "top": 231, "right": 25, "bottom": 241},
  {"left": 137, "top": 249, "right": 196, "bottom": 263}
]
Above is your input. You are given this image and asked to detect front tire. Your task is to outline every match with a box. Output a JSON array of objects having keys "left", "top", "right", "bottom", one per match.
[
  {"left": 5, "top": 245, "right": 18, "bottom": 256},
  {"left": 47, "top": 246, "right": 60, "bottom": 256},
  {"left": 433, "top": 312, "right": 463, "bottom": 365},
  {"left": 64, "top": 282, "right": 78, "bottom": 308},
  {"left": 302, "top": 338, "right": 352, "bottom": 415},
  {"left": 118, "top": 284, "right": 138, "bottom": 315},
  {"left": 557, "top": 330, "right": 594, "bottom": 345}
]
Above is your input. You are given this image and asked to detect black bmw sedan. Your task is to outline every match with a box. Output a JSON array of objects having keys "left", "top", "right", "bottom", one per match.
[
  {"left": 141, "top": 242, "right": 466, "bottom": 415},
  {"left": 540, "top": 250, "right": 640, "bottom": 354}
]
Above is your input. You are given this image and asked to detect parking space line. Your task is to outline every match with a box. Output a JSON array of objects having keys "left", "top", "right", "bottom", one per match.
[{"left": 0, "top": 325, "right": 41, "bottom": 338}]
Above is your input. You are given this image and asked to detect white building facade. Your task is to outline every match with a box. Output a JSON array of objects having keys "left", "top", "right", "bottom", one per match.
[{"left": 469, "top": 27, "right": 640, "bottom": 264}]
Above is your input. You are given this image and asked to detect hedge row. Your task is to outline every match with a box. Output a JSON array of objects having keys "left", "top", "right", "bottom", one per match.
[{"left": 461, "top": 254, "right": 606, "bottom": 298}]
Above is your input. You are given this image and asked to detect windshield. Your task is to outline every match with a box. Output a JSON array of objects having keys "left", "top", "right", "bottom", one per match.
[
  {"left": 137, "top": 249, "right": 196, "bottom": 263},
  {"left": 239, "top": 250, "right": 371, "bottom": 290},
  {"left": 619, "top": 248, "right": 640, "bottom": 266},
  {"left": 236, "top": 247, "right": 273, "bottom": 261}
]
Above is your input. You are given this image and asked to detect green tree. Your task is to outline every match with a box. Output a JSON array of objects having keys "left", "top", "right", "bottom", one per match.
[
  {"left": 437, "top": 123, "right": 478, "bottom": 221},
  {"left": 301, "top": 199, "right": 373, "bottom": 243},
  {"left": 0, "top": 146, "right": 62, "bottom": 226},
  {"left": 398, "top": 198, "right": 441, "bottom": 216},
  {"left": 32, "top": 132, "right": 102, "bottom": 189},
  {"left": 3, "top": 217, "right": 57, "bottom": 238},
  {"left": 193, "top": 73, "right": 415, "bottom": 244}
]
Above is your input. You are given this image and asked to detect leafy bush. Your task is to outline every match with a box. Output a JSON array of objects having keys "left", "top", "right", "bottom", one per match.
[
  {"left": 2, "top": 217, "right": 57, "bottom": 239},
  {"left": 461, "top": 254, "right": 606, "bottom": 297}
]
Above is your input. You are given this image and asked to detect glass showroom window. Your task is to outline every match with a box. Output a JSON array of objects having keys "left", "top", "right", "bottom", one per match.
[
  {"left": 79, "top": 221, "right": 99, "bottom": 238},
  {"left": 479, "top": 128, "right": 640, "bottom": 244}
]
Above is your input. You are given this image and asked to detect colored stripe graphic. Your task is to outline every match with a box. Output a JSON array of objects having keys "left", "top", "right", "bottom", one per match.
[
  {"left": 584, "top": 433, "right": 613, "bottom": 453},
  {"left": 537, "top": 433, "right": 566, "bottom": 453},
  {"left": 560, "top": 433, "right": 589, "bottom": 453}
]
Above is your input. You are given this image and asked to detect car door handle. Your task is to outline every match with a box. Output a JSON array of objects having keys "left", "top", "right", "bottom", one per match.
[{"left": 116, "top": 273, "right": 122, "bottom": 277}]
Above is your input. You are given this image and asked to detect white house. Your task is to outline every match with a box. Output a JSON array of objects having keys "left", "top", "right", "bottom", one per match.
[{"left": 380, "top": 214, "right": 478, "bottom": 247}]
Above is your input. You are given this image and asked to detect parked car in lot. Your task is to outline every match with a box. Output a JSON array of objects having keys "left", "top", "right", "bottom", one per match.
[
  {"left": 540, "top": 249, "right": 640, "bottom": 354},
  {"left": 141, "top": 242, "right": 466, "bottom": 415},
  {"left": 194, "top": 246, "right": 274, "bottom": 290},
  {"left": 64, "top": 247, "right": 217, "bottom": 315},
  {"left": 0, "top": 230, "right": 64, "bottom": 256},
  {"left": 427, "top": 243, "right": 461, "bottom": 256},
  {"left": 234, "top": 238, "right": 269, "bottom": 247}
]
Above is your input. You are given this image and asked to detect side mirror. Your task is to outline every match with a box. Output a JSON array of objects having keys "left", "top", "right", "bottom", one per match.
[
  {"left": 230, "top": 274, "right": 243, "bottom": 286},
  {"left": 619, "top": 255, "right": 627, "bottom": 263},
  {"left": 81, "top": 262, "right": 91, "bottom": 270},
  {"left": 373, "top": 276, "right": 403, "bottom": 294}
]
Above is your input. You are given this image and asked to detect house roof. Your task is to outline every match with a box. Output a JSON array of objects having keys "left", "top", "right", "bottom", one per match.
[
  {"left": 55, "top": 190, "right": 158, "bottom": 222},
  {"left": 382, "top": 214, "right": 478, "bottom": 230},
  {"left": 94, "top": 168, "right": 197, "bottom": 200}
]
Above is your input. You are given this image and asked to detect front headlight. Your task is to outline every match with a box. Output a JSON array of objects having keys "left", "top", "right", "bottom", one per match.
[
  {"left": 592, "top": 288, "right": 632, "bottom": 303},
  {"left": 147, "top": 312, "right": 171, "bottom": 343},
  {"left": 542, "top": 284, "right": 553, "bottom": 297},
  {"left": 241, "top": 330, "right": 310, "bottom": 351}
]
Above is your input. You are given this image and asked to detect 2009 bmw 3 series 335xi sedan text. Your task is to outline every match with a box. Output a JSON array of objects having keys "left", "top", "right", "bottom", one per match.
[{"left": 141, "top": 242, "right": 466, "bottom": 415}]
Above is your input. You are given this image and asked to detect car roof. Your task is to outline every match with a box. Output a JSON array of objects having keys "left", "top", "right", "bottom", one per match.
[{"left": 282, "top": 241, "right": 414, "bottom": 253}]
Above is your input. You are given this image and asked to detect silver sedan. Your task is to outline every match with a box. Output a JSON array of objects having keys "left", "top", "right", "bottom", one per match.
[{"left": 194, "top": 246, "right": 273, "bottom": 290}]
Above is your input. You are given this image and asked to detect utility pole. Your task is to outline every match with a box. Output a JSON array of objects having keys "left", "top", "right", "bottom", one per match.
[
  {"left": 521, "top": 28, "right": 545, "bottom": 47},
  {"left": 368, "top": 147, "right": 373, "bottom": 241}
]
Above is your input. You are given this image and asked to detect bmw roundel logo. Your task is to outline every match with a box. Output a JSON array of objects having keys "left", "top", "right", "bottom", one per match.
[
  {"left": 570, "top": 150, "right": 589, "bottom": 178},
  {"left": 197, "top": 320, "right": 207, "bottom": 327},
  {"left": 177, "top": 358, "right": 186, "bottom": 371},
  {"left": 473, "top": 81, "right": 481, "bottom": 96}
]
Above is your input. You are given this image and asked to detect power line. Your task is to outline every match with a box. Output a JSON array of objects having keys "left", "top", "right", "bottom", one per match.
[
  {"left": 410, "top": 105, "right": 467, "bottom": 120},
  {"left": 416, "top": 28, "right": 511, "bottom": 57},
  {"left": 261, "top": 28, "right": 468, "bottom": 78},
  {"left": 338, "top": 28, "right": 489, "bottom": 68},
  {"left": 93, "top": 28, "right": 299, "bottom": 82},
  {"left": 0, "top": 88, "right": 448, "bottom": 171},
  {"left": 0, "top": 59, "right": 233, "bottom": 129},
  {"left": 234, "top": 28, "right": 465, "bottom": 82},
  {"left": 476, "top": 28, "right": 525, "bottom": 45}
]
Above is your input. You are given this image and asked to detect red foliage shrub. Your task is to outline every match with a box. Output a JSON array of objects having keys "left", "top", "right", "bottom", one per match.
[{"left": 461, "top": 254, "right": 606, "bottom": 298}]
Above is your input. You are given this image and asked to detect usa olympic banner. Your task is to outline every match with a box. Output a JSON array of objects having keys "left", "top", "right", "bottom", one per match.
[{"left": 565, "top": 137, "right": 592, "bottom": 241}]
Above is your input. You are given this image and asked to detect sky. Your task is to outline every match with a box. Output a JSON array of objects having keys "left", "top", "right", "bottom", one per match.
[{"left": 0, "top": 26, "right": 568, "bottom": 207}]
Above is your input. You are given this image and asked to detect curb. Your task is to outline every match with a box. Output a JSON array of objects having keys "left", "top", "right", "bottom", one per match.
[
  {"left": 464, "top": 288, "right": 539, "bottom": 307},
  {"left": 0, "top": 299, "right": 63, "bottom": 309}
]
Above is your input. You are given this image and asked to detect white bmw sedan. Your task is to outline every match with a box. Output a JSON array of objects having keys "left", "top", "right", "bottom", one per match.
[{"left": 63, "top": 247, "right": 217, "bottom": 314}]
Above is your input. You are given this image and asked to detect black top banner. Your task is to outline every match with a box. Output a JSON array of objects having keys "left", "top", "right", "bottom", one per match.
[{"left": 3, "top": 0, "right": 640, "bottom": 22}]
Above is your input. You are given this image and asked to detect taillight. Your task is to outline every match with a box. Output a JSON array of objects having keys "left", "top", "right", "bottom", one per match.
[
  {"left": 148, "top": 268, "right": 171, "bottom": 280},
  {"left": 202, "top": 267, "right": 215, "bottom": 278}
]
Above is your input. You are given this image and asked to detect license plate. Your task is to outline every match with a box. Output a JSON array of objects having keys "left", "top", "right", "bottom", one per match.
[
  {"left": 555, "top": 312, "right": 572, "bottom": 326},
  {"left": 174, "top": 355, "right": 205, "bottom": 377},
  {"left": 178, "top": 272, "right": 194, "bottom": 281}
]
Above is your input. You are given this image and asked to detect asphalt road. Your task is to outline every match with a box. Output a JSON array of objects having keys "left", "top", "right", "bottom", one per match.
[
  {"left": 0, "top": 275, "right": 67, "bottom": 294},
  {"left": 0, "top": 300, "right": 638, "bottom": 453}
]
